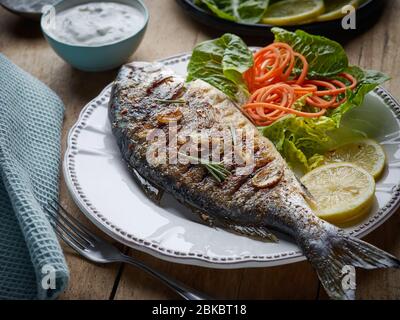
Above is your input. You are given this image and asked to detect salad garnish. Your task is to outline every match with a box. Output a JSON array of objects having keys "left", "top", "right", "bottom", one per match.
[
  {"left": 242, "top": 41, "right": 358, "bottom": 126},
  {"left": 187, "top": 33, "right": 253, "bottom": 101},
  {"left": 187, "top": 28, "right": 389, "bottom": 172}
]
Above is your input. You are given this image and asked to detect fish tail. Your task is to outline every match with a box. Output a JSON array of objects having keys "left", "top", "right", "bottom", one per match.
[{"left": 300, "top": 224, "right": 400, "bottom": 300}]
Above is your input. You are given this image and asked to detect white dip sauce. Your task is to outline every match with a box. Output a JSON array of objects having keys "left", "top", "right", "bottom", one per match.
[{"left": 47, "top": 2, "right": 145, "bottom": 46}]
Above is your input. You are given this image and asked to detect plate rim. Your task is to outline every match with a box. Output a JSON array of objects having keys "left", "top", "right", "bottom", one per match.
[{"left": 63, "top": 52, "right": 400, "bottom": 269}]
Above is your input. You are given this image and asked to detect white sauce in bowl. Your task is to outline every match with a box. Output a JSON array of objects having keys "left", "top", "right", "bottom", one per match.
[{"left": 46, "top": 2, "right": 146, "bottom": 46}]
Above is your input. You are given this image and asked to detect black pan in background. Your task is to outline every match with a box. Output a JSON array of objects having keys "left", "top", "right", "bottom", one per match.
[{"left": 176, "top": 0, "right": 386, "bottom": 43}]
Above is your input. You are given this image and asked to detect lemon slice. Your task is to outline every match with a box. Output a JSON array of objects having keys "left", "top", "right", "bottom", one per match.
[
  {"left": 301, "top": 163, "right": 375, "bottom": 225},
  {"left": 316, "top": 0, "right": 359, "bottom": 22},
  {"left": 262, "top": 0, "right": 325, "bottom": 26},
  {"left": 324, "top": 139, "right": 386, "bottom": 179}
]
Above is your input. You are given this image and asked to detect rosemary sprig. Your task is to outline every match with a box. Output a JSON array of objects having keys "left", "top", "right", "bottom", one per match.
[
  {"left": 153, "top": 98, "right": 186, "bottom": 104},
  {"left": 178, "top": 152, "right": 231, "bottom": 183}
]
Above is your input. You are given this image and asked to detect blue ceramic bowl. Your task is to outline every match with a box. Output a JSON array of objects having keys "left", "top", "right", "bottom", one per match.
[{"left": 41, "top": 0, "right": 149, "bottom": 72}]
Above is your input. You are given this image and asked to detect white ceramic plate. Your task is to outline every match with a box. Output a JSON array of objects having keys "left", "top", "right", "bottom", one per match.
[{"left": 64, "top": 53, "right": 400, "bottom": 268}]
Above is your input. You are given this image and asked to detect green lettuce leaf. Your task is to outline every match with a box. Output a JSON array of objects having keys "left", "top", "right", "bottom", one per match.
[
  {"left": 329, "top": 66, "right": 390, "bottom": 123},
  {"left": 272, "top": 27, "right": 349, "bottom": 78},
  {"left": 195, "top": 0, "right": 269, "bottom": 24},
  {"left": 261, "top": 115, "right": 338, "bottom": 172},
  {"left": 187, "top": 33, "right": 253, "bottom": 101}
]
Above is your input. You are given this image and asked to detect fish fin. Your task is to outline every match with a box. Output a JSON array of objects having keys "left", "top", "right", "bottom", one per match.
[
  {"left": 130, "top": 167, "right": 164, "bottom": 204},
  {"left": 225, "top": 224, "right": 279, "bottom": 243},
  {"left": 302, "top": 226, "right": 400, "bottom": 300}
]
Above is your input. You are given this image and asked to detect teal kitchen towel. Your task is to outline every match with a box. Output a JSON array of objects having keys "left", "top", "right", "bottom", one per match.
[{"left": 0, "top": 53, "right": 69, "bottom": 299}]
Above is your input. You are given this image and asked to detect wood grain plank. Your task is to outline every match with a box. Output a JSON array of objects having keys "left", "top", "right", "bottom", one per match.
[
  {"left": 133, "top": 0, "right": 206, "bottom": 61},
  {"left": 345, "top": 1, "right": 400, "bottom": 97},
  {"left": 114, "top": 249, "right": 319, "bottom": 300}
]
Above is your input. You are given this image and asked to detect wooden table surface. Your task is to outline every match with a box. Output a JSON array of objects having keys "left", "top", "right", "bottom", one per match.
[{"left": 1, "top": 0, "right": 400, "bottom": 300}]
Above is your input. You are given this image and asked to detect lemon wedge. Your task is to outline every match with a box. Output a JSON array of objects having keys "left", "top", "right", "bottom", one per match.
[
  {"left": 262, "top": 0, "right": 325, "bottom": 26},
  {"left": 324, "top": 139, "right": 386, "bottom": 180},
  {"left": 316, "top": 0, "right": 359, "bottom": 22},
  {"left": 301, "top": 163, "right": 375, "bottom": 225}
]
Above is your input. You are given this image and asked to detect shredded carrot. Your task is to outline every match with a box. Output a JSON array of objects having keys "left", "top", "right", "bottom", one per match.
[
  {"left": 243, "top": 83, "right": 327, "bottom": 126},
  {"left": 242, "top": 42, "right": 358, "bottom": 126},
  {"left": 244, "top": 42, "right": 304, "bottom": 91}
]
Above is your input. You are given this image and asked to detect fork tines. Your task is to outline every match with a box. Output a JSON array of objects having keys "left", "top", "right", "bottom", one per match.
[{"left": 45, "top": 200, "right": 95, "bottom": 251}]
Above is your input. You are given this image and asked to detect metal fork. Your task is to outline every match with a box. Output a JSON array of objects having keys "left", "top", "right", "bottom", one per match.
[{"left": 45, "top": 200, "right": 210, "bottom": 300}]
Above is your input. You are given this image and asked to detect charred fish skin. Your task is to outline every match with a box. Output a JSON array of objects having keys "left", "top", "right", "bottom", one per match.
[{"left": 109, "top": 62, "right": 400, "bottom": 300}]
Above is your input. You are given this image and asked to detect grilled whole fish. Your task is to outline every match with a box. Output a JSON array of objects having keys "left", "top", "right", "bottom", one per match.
[{"left": 109, "top": 62, "right": 400, "bottom": 300}]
